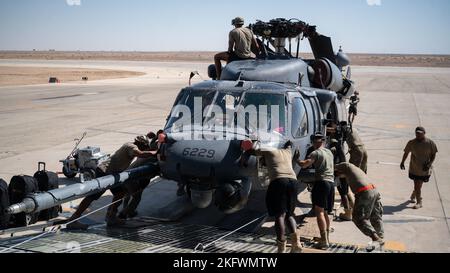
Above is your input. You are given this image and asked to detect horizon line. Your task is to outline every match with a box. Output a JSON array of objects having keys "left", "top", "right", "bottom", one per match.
[{"left": 0, "top": 50, "right": 449, "bottom": 57}]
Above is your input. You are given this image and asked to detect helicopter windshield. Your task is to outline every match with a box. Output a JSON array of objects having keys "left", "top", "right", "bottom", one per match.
[
  {"left": 165, "top": 89, "right": 286, "bottom": 137},
  {"left": 165, "top": 89, "right": 242, "bottom": 131},
  {"left": 239, "top": 93, "right": 286, "bottom": 136}
]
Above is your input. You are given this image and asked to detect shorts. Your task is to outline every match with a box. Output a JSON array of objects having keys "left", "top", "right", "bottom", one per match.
[
  {"left": 409, "top": 173, "right": 431, "bottom": 183},
  {"left": 266, "top": 178, "right": 297, "bottom": 218},
  {"left": 228, "top": 51, "right": 254, "bottom": 63},
  {"left": 312, "top": 181, "right": 335, "bottom": 213},
  {"left": 349, "top": 105, "right": 358, "bottom": 115},
  {"left": 88, "top": 168, "right": 124, "bottom": 201},
  {"left": 122, "top": 163, "right": 159, "bottom": 194}
]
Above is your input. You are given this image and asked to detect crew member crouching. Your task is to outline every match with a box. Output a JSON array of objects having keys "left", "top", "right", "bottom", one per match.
[{"left": 335, "top": 162, "right": 385, "bottom": 251}]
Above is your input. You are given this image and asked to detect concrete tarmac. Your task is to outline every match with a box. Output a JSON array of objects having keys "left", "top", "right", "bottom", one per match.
[{"left": 0, "top": 60, "right": 449, "bottom": 252}]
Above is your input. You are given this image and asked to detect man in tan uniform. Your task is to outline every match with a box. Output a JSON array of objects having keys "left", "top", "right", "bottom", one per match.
[
  {"left": 335, "top": 163, "right": 384, "bottom": 251},
  {"left": 401, "top": 127, "right": 438, "bottom": 209},
  {"left": 296, "top": 133, "right": 335, "bottom": 249},
  {"left": 346, "top": 128, "right": 368, "bottom": 174},
  {"left": 66, "top": 136, "right": 156, "bottom": 230},
  {"left": 214, "top": 17, "right": 260, "bottom": 79},
  {"left": 119, "top": 132, "right": 161, "bottom": 219},
  {"left": 249, "top": 141, "right": 302, "bottom": 253}
]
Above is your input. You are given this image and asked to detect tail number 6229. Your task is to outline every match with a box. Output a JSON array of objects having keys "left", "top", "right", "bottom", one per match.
[{"left": 182, "top": 148, "right": 215, "bottom": 159}]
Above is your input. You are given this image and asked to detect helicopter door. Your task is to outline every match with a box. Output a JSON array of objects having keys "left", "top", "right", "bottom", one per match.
[
  {"left": 291, "top": 97, "right": 309, "bottom": 139},
  {"left": 305, "top": 97, "right": 322, "bottom": 134},
  {"left": 289, "top": 95, "right": 312, "bottom": 162}
]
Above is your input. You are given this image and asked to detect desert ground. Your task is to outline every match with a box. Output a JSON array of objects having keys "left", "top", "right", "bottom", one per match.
[
  {"left": 1, "top": 51, "right": 450, "bottom": 67},
  {"left": 0, "top": 66, "right": 144, "bottom": 87},
  {"left": 0, "top": 54, "right": 449, "bottom": 253}
]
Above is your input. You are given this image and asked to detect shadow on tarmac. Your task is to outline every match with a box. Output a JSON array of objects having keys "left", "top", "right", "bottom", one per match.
[{"left": 384, "top": 201, "right": 412, "bottom": 215}]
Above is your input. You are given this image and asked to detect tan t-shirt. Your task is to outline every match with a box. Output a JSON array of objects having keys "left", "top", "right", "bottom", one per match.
[
  {"left": 404, "top": 138, "right": 438, "bottom": 176},
  {"left": 346, "top": 129, "right": 365, "bottom": 151},
  {"left": 229, "top": 27, "right": 254, "bottom": 59},
  {"left": 309, "top": 148, "right": 335, "bottom": 183},
  {"left": 335, "top": 163, "right": 370, "bottom": 193},
  {"left": 255, "top": 148, "right": 297, "bottom": 181},
  {"left": 99, "top": 143, "right": 140, "bottom": 174}
]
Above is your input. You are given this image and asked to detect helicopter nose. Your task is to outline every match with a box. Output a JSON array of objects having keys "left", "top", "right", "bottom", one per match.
[
  {"left": 159, "top": 139, "right": 257, "bottom": 181},
  {"left": 166, "top": 140, "right": 240, "bottom": 177}
]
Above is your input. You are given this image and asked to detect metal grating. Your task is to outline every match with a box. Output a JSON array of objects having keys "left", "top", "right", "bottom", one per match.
[{"left": 0, "top": 218, "right": 401, "bottom": 254}]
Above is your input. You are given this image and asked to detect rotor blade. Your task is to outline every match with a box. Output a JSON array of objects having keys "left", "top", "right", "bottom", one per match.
[{"left": 309, "top": 34, "right": 336, "bottom": 64}]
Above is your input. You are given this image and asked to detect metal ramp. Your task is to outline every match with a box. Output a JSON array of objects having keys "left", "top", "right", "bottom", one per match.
[{"left": 0, "top": 217, "right": 402, "bottom": 253}]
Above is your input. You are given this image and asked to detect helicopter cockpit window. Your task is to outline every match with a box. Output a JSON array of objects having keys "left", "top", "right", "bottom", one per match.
[
  {"left": 204, "top": 91, "right": 243, "bottom": 127},
  {"left": 240, "top": 93, "right": 286, "bottom": 135},
  {"left": 291, "top": 97, "right": 308, "bottom": 138},
  {"left": 165, "top": 89, "right": 243, "bottom": 131}
]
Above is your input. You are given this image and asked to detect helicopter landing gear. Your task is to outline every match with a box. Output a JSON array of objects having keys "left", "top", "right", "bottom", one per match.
[{"left": 80, "top": 168, "right": 97, "bottom": 182}]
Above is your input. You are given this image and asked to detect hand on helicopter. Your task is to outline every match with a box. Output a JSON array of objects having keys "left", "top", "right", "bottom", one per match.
[{"left": 293, "top": 149, "right": 301, "bottom": 162}]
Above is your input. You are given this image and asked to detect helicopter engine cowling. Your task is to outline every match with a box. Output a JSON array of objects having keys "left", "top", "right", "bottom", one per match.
[{"left": 311, "top": 58, "right": 344, "bottom": 92}]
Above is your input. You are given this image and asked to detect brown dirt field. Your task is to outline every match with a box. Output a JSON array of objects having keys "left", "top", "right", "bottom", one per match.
[
  {"left": 1, "top": 51, "right": 450, "bottom": 67},
  {"left": 0, "top": 66, "right": 145, "bottom": 87}
]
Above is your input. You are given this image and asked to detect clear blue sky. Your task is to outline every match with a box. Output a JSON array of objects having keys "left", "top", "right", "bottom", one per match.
[{"left": 0, "top": 0, "right": 449, "bottom": 54}]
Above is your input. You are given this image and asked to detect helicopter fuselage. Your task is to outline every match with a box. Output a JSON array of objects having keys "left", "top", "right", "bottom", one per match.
[{"left": 158, "top": 57, "right": 350, "bottom": 214}]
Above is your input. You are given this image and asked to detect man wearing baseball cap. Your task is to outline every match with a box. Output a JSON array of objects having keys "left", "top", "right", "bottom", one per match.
[
  {"left": 214, "top": 17, "right": 260, "bottom": 79},
  {"left": 296, "top": 132, "right": 335, "bottom": 249},
  {"left": 400, "top": 127, "right": 438, "bottom": 209}
]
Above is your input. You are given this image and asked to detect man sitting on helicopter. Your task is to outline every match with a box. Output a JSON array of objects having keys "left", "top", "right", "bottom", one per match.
[{"left": 214, "top": 17, "right": 260, "bottom": 79}]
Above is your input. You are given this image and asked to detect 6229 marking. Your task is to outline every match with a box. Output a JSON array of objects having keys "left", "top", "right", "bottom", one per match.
[{"left": 182, "top": 148, "right": 215, "bottom": 158}]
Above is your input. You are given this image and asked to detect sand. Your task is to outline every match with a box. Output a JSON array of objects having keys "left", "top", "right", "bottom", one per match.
[
  {"left": 1, "top": 51, "right": 449, "bottom": 87},
  {"left": 1, "top": 51, "right": 450, "bottom": 68},
  {"left": 0, "top": 66, "right": 145, "bottom": 87}
]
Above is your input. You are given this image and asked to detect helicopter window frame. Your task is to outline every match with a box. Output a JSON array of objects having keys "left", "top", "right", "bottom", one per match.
[
  {"left": 291, "top": 97, "right": 309, "bottom": 139},
  {"left": 306, "top": 97, "right": 321, "bottom": 133},
  {"left": 240, "top": 92, "right": 288, "bottom": 136}
]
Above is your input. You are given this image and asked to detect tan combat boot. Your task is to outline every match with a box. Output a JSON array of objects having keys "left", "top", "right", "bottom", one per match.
[
  {"left": 366, "top": 234, "right": 385, "bottom": 252},
  {"left": 277, "top": 240, "right": 287, "bottom": 254},
  {"left": 339, "top": 209, "right": 353, "bottom": 221},
  {"left": 317, "top": 231, "right": 330, "bottom": 250},
  {"left": 66, "top": 221, "right": 89, "bottom": 231},
  {"left": 289, "top": 232, "right": 303, "bottom": 253},
  {"left": 105, "top": 208, "right": 126, "bottom": 227},
  {"left": 414, "top": 198, "right": 423, "bottom": 209}
]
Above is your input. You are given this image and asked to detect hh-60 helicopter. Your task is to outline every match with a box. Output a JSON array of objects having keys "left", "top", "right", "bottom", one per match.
[
  {"left": 157, "top": 18, "right": 356, "bottom": 214},
  {"left": 3, "top": 18, "right": 356, "bottom": 225}
]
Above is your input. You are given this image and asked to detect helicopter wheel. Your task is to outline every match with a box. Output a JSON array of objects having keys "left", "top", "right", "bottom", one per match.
[
  {"left": 62, "top": 166, "right": 77, "bottom": 179},
  {"left": 81, "top": 168, "right": 97, "bottom": 182}
]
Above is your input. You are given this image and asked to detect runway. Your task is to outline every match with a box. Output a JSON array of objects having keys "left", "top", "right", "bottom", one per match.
[{"left": 0, "top": 60, "right": 449, "bottom": 252}]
